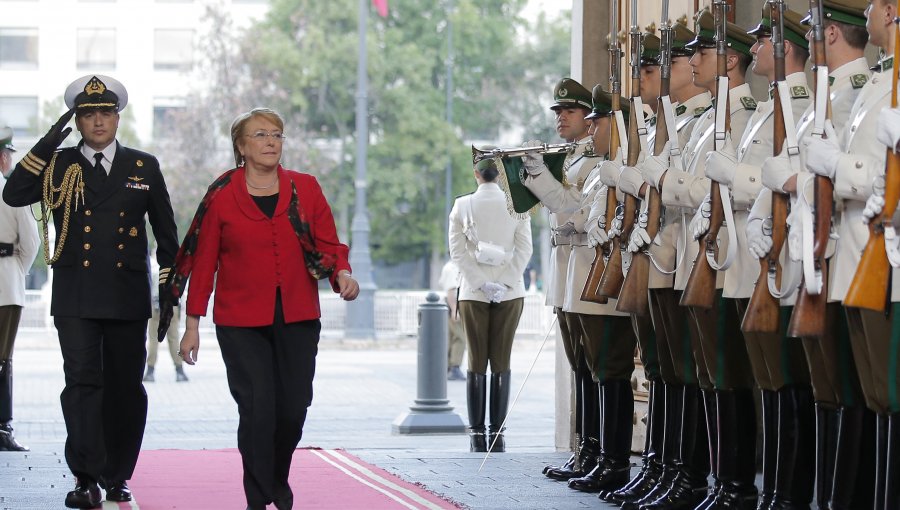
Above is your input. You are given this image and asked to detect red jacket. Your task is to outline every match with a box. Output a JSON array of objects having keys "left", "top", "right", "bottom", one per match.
[{"left": 185, "top": 166, "right": 351, "bottom": 327}]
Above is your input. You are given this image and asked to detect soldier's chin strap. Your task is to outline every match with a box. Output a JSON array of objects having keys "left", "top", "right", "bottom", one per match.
[{"left": 478, "top": 315, "right": 558, "bottom": 473}]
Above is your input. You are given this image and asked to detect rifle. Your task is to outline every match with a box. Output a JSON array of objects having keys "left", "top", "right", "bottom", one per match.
[
  {"left": 581, "top": 0, "right": 621, "bottom": 304},
  {"left": 680, "top": 0, "right": 731, "bottom": 309},
  {"left": 597, "top": 0, "right": 642, "bottom": 299},
  {"left": 616, "top": 1, "right": 672, "bottom": 314},
  {"left": 742, "top": 0, "right": 790, "bottom": 333},
  {"left": 843, "top": 3, "right": 900, "bottom": 312},
  {"left": 787, "top": 0, "right": 833, "bottom": 336}
]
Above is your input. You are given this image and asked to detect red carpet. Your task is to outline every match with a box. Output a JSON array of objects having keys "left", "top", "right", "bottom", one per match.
[{"left": 127, "top": 448, "right": 461, "bottom": 509}]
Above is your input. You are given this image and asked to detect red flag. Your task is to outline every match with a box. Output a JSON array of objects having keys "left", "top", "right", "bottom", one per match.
[{"left": 372, "top": 0, "right": 388, "bottom": 17}]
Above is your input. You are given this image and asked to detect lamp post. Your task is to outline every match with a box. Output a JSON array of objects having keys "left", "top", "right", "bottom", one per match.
[
  {"left": 444, "top": 1, "right": 454, "bottom": 257},
  {"left": 346, "top": 0, "right": 377, "bottom": 339}
]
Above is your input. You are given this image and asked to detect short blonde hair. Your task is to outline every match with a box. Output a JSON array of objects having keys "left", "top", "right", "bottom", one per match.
[{"left": 230, "top": 107, "right": 285, "bottom": 167}]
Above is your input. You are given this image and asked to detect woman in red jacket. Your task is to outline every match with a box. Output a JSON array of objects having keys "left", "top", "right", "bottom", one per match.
[{"left": 177, "top": 107, "right": 359, "bottom": 510}]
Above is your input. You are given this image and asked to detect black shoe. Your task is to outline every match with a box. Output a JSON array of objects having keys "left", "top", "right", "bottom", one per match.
[
  {"left": 103, "top": 480, "right": 132, "bottom": 502},
  {"left": 65, "top": 479, "right": 101, "bottom": 509},
  {"left": 469, "top": 429, "right": 487, "bottom": 452},
  {"left": 567, "top": 457, "right": 631, "bottom": 493},
  {"left": 176, "top": 367, "right": 189, "bottom": 382},
  {"left": 488, "top": 430, "right": 505, "bottom": 452},
  {"left": 0, "top": 423, "right": 28, "bottom": 451},
  {"left": 447, "top": 366, "right": 465, "bottom": 381},
  {"left": 143, "top": 366, "right": 155, "bottom": 382}
]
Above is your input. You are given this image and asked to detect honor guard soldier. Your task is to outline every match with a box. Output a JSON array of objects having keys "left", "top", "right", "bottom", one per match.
[
  {"left": 523, "top": 79, "right": 638, "bottom": 494},
  {"left": 2, "top": 75, "right": 178, "bottom": 509},
  {"left": 750, "top": 1, "right": 874, "bottom": 507},
  {"left": 695, "top": 5, "right": 814, "bottom": 508},
  {"left": 806, "top": 0, "right": 900, "bottom": 506},
  {"left": 0, "top": 127, "right": 39, "bottom": 453}
]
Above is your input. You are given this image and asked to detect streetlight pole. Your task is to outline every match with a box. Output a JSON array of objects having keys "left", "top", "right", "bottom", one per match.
[
  {"left": 346, "top": 0, "right": 377, "bottom": 339},
  {"left": 444, "top": 2, "right": 454, "bottom": 257}
]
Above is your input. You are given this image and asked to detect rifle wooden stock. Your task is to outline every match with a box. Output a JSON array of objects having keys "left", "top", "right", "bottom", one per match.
[
  {"left": 843, "top": 4, "right": 900, "bottom": 312},
  {"left": 788, "top": 0, "right": 833, "bottom": 337},
  {"left": 581, "top": 245, "right": 609, "bottom": 304}
]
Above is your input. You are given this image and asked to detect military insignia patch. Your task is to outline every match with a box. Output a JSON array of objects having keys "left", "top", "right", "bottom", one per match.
[
  {"left": 129, "top": 227, "right": 138, "bottom": 237},
  {"left": 693, "top": 107, "right": 706, "bottom": 117},
  {"left": 829, "top": 76, "right": 835, "bottom": 86},
  {"left": 125, "top": 182, "right": 149, "bottom": 191},
  {"left": 136, "top": 160, "right": 144, "bottom": 167},
  {"left": 675, "top": 104, "right": 687, "bottom": 116},
  {"left": 740, "top": 97, "right": 757, "bottom": 110},
  {"left": 790, "top": 86, "right": 809, "bottom": 99},
  {"left": 559, "top": 88, "right": 569, "bottom": 98},
  {"left": 127, "top": 176, "right": 144, "bottom": 182},
  {"left": 850, "top": 74, "right": 868, "bottom": 89}
]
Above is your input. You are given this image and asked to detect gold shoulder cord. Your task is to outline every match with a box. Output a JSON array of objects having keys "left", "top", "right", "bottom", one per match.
[{"left": 39, "top": 153, "right": 84, "bottom": 264}]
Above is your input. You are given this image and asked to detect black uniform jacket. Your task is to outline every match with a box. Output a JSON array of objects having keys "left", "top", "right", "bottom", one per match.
[{"left": 2, "top": 141, "right": 178, "bottom": 320}]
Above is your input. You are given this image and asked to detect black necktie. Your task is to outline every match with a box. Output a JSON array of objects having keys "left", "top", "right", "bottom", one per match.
[{"left": 93, "top": 153, "right": 106, "bottom": 183}]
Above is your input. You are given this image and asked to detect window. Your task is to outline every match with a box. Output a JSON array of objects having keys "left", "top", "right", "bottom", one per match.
[
  {"left": 77, "top": 28, "right": 116, "bottom": 70},
  {"left": 0, "top": 97, "right": 38, "bottom": 138},
  {"left": 152, "top": 103, "right": 185, "bottom": 139},
  {"left": 0, "top": 28, "right": 38, "bottom": 69},
  {"left": 154, "top": 29, "right": 193, "bottom": 71}
]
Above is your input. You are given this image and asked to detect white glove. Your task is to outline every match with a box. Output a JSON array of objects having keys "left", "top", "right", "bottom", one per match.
[
  {"left": 801, "top": 121, "right": 841, "bottom": 179},
  {"left": 689, "top": 195, "right": 712, "bottom": 240},
  {"left": 747, "top": 216, "right": 773, "bottom": 259},
  {"left": 641, "top": 150, "right": 669, "bottom": 190},
  {"left": 618, "top": 165, "right": 644, "bottom": 198},
  {"left": 587, "top": 215, "right": 609, "bottom": 247},
  {"left": 598, "top": 158, "right": 622, "bottom": 187},
  {"left": 607, "top": 207, "right": 624, "bottom": 240},
  {"left": 786, "top": 206, "right": 802, "bottom": 261},
  {"left": 522, "top": 140, "right": 545, "bottom": 175},
  {"left": 480, "top": 282, "right": 506, "bottom": 303},
  {"left": 704, "top": 137, "right": 738, "bottom": 186},
  {"left": 491, "top": 283, "right": 508, "bottom": 303},
  {"left": 876, "top": 108, "right": 900, "bottom": 152},
  {"left": 761, "top": 151, "right": 794, "bottom": 193},
  {"left": 863, "top": 195, "right": 886, "bottom": 224},
  {"left": 627, "top": 224, "right": 652, "bottom": 253}
]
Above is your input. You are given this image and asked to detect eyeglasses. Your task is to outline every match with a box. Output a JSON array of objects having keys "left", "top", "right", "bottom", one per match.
[{"left": 245, "top": 131, "right": 287, "bottom": 141}]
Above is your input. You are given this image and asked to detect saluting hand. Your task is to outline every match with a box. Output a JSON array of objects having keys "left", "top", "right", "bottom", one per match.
[{"left": 33, "top": 108, "right": 75, "bottom": 159}]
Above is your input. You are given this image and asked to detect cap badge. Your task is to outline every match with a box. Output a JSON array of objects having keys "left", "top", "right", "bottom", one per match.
[
  {"left": 558, "top": 88, "right": 568, "bottom": 98},
  {"left": 84, "top": 77, "right": 106, "bottom": 97}
]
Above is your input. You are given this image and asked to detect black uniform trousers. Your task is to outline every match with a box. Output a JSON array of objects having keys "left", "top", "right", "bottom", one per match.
[
  {"left": 54, "top": 317, "right": 148, "bottom": 483},
  {"left": 216, "top": 293, "right": 320, "bottom": 509}
]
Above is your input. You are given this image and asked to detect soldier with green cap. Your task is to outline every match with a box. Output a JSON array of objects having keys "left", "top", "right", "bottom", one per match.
[
  {"left": 748, "top": 1, "right": 873, "bottom": 507},
  {"left": 685, "top": 4, "right": 814, "bottom": 509},
  {"left": 522, "top": 79, "right": 637, "bottom": 494},
  {"left": 448, "top": 155, "right": 532, "bottom": 454},
  {"left": 0, "top": 125, "right": 38, "bottom": 455},
  {"left": 804, "top": 0, "right": 900, "bottom": 506}
]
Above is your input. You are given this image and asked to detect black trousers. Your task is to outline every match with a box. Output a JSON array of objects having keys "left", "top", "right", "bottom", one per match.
[
  {"left": 217, "top": 296, "right": 320, "bottom": 508},
  {"left": 54, "top": 317, "right": 148, "bottom": 483}
]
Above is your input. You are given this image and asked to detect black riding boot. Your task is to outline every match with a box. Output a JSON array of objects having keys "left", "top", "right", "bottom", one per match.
[
  {"left": 620, "top": 383, "right": 684, "bottom": 509},
  {"left": 488, "top": 371, "right": 510, "bottom": 452},
  {"left": 466, "top": 371, "right": 486, "bottom": 453},
  {"left": 639, "top": 385, "right": 710, "bottom": 510},
  {"left": 813, "top": 404, "right": 838, "bottom": 510},
  {"left": 547, "top": 371, "right": 602, "bottom": 480},
  {"left": 885, "top": 413, "right": 900, "bottom": 510},
  {"left": 830, "top": 405, "right": 874, "bottom": 510},
  {"left": 568, "top": 378, "right": 632, "bottom": 493},
  {"left": 695, "top": 388, "right": 720, "bottom": 510},
  {"left": 601, "top": 378, "right": 664, "bottom": 504},
  {"left": 757, "top": 389, "right": 778, "bottom": 510},
  {"left": 0, "top": 360, "right": 27, "bottom": 452},
  {"left": 768, "top": 386, "right": 815, "bottom": 510},
  {"left": 544, "top": 357, "right": 588, "bottom": 476},
  {"left": 709, "top": 389, "right": 758, "bottom": 510}
]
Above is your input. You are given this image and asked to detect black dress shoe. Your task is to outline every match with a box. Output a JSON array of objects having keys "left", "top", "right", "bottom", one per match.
[
  {"left": 0, "top": 424, "right": 29, "bottom": 451},
  {"left": 65, "top": 479, "right": 101, "bottom": 509},
  {"left": 104, "top": 480, "right": 132, "bottom": 502}
]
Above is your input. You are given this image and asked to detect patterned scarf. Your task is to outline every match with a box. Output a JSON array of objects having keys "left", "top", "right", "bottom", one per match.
[{"left": 162, "top": 169, "right": 336, "bottom": 305}]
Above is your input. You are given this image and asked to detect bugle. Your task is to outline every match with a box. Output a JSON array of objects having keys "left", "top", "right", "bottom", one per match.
[{"left": 471, "top": 141, "right": 591, "bottom": 164}]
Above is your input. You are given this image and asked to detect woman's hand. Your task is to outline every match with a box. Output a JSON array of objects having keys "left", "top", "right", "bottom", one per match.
[
  {"left": 337, "top": 271, "right": 360, "bottom": 301},
  {"left": 179, "top": 316, "right": 201, "bottom": 365}
]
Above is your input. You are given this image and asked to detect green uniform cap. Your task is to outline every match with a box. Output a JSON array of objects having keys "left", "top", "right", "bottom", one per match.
[
  {"left": 550, "top": 77, "right": 593, "bottom": 111},
  {"left": 672, "top": 17, "right": 697, "bottom": 57},
  {"left": 685, "top": 9, "right": 754, "bottom": 56},
  {"left": 641, "top": 32, "right": 662, "bottom": 66},
  {"left": 584, "top": 85, "right": 629, "bottom": 120},
  {"left": 748, "top": 5, "right": 810, "bottom": 50},
  {"left": 0, "top": 127, "right": 14, "bottom": 152},
  {"left": 800, "top": 0, "right": 868, "bottom": 27}
]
